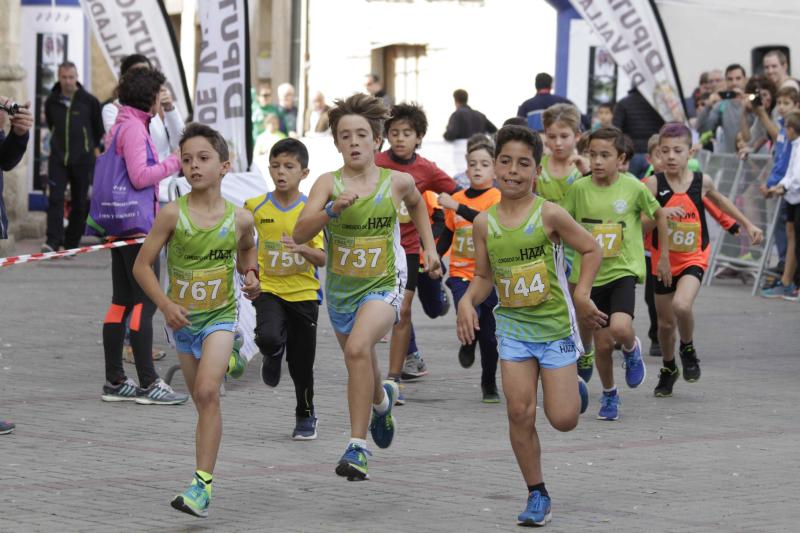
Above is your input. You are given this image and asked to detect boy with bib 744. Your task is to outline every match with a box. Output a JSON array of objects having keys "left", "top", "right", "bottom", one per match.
[{"left": 457, "top": 125, "right": 607, "bottom": 527}]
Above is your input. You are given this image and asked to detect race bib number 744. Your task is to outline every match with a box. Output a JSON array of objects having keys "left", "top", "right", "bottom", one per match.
[{"left": 495, "top": 261, "right": 551, "bottom": 308}]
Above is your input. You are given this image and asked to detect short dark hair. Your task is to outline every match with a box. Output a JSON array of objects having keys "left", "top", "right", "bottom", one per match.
[
  {"left": 386, "top": 102, "right": 428, "bottom": 139},
  {"left": 269, "top": 138, "right": 309, "bottom": 169},
  {"left": 180, "top": 122, "right": 230, "bottom": 162},
  {"left": 117, "top": 68, "right": 165, "bottom": 113},
  {"left": 120, "top": 54, "right": 152, "bottom": 77},
  {"left": 58, "top": 61, "right": 77, "bottom": 75},
  {"left": 621, "top": 134, "right": 635, "bottom": 163},
  {"left": 495, "top": 125, "right": 544, "bottom": 165},
  {"left": 699, "top": 71, "right": 709, "bottom": 84},
  {"left": 597, "top": 102, "right": 614, "bottom": 112},
  {"left": 535, "top": 73, "right": 553, "bottom": 91},
  {"left": 776, "top": 86, "right": 800, "bottom": 105},
  {"left": 453, "top": 89, "right": 468, "bottom": 105},
  {"left": 725, "top": 63, "right": 746, "bottom": 77},
  {"left": 587, "top": 126, "right": 627, "bottom": 156},
  {"left": 366, "top": 73, "right": 380, "bottom": 83},
  {"left": 502, "top": 116, "right": 528, "bottom": 128}
]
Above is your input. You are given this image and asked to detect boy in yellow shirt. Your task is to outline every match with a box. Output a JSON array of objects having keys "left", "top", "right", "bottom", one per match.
[{"left": 245, "top": 139, "right": 326, "bottom": 439}]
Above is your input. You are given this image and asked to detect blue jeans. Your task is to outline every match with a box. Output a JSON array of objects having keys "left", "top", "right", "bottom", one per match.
[{"left": 447, "top": 277, "right": 499, "bottom": 387}]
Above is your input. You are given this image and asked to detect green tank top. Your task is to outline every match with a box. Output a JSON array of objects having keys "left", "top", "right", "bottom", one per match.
[
  {"left": 536, "top": 154, "right": 583, "bottom": 204},
  {"left": 486, "top": 196, "right": 577, "bottom": 342},
  {"left": 325, "top": 167, "right": 404, "bottom": 312},
  {"left": 167, "top": 195, "right": 238, "bottom": 333}
]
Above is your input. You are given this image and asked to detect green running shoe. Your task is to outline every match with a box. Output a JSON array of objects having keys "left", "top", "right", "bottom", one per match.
[
  {"left": 226, "top": 335, "right": 246, "bottom": 379},
  {"left": 171, "top": 474, "right": 212, "bottom": 518},
  {"left": 577, "top": 350, "right": 594, "bottom": 383}
]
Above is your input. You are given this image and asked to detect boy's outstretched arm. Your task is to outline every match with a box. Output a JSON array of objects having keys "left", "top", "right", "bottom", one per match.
[
  {"left": 235, "top": 208, "right": 260, "bottom": 300},
  {"left": 132, "top": 204, "right": 190, "bottom": 330},
  {"left": 456, "top": 213, "right": 495, "bottom": 346},
  {"left": 703, "top": 174, "right": 764, "bottom": 244},
  {"left": 398, "top": 172, "right": 442, "bottom": 278},
  {"left": 545, "top": 203, "right": 607, "bottom": 331}
]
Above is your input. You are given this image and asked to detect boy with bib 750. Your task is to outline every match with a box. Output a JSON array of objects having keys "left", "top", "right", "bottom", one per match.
[
  {"left": 457, "top": 125, "right": 606, "bottom": 527},
  {"left": 133, "top": 123, "right": 261, "bottom": 518}
]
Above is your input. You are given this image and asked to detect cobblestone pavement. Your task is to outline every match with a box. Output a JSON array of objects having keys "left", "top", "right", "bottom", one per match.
[{"left": 1, "top": 244, "right": 799, "bottom": 532}]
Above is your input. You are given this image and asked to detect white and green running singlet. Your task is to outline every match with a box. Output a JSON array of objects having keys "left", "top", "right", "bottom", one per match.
[
  {"left": 167, "top": 195, "right": 238, "bottom": 333},
  {"left": 325, "top": 167, "right": 406, "bottom": 313},
  {"left": 486, "top": 195, "right": 578, "bottom": 343}
]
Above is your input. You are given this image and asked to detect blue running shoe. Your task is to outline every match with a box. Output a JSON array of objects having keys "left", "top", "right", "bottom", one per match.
[
  {"left": 370, "top": 380, "right": 398, "bottom": 448},
  {"left": 761, "top": 280, "right": 789, "bottom": 298},
  {"left": 335, "top": 443, "right": 371, "bottom": 481},
  {"left": 171, "top": 474, "right": 211, "bottom": 518},
  {"left": 577, "top": 350, "right": 594, "bottom": 382},
  {"left": 597, "top": 390, "right": 620, "bottom": 421},
  {"left": 517, "top": 490, "right": 552, "bottom": 527},
  {"left": 577, "top": 376, "right": 588, "bottom": 415},
  {"left": 622, "top": 337, "right": 646, "bottom": 388}
]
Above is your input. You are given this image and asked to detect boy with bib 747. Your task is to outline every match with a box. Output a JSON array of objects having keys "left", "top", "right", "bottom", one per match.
[
  {"left": 293, "top": 93, "right": 441, "bottom": 481},
  {"left": 457, "top": 125, "right": 607, "bottom": 527},
  {"left": 133, "top": 123, "right": 261, "bottom": 518}
]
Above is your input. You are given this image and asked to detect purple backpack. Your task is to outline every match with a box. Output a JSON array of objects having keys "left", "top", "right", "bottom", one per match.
[{"left": 85, "top": 128, "right": 157, "bottom": 237}]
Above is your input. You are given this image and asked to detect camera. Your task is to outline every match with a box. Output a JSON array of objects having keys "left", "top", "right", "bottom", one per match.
[
  {"left": 749, "top": 92, "right": 763, "bottom": 107},
  {"left": 0, "top": 101, "right": 20, "bottom": 116}
]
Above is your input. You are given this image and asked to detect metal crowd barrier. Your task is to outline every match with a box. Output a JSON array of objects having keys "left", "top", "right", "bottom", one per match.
[{"left": 699, "top": 151, "right": 781, "bottom": 295}]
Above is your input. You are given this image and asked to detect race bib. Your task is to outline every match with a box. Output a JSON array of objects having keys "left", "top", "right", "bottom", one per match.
[
  {"left": 330, "top": 235, "right": 388, "bottom": 278},
  {"left": 261, "top": 240, "right": 308, "bottom": 276},
  {"left": 397, "top": 201, "right": 411, "bottom": 224},
  {"left": 495, "top": 261, "right": 551, "bottom": 308},
  {"left": 454, "top": 226, "right": 475, "bottom": 259},
  {"left": 170, "top": 266, "right": 230, "bottom": 311},
  {"left": 667, "top": 220, "right": 700, "bottom": 253},
  {"left": 591, "top": 223, "right": 623, "bottom": 258}
]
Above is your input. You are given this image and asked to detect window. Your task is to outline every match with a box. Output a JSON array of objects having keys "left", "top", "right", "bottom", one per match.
[{"left": 382, "top": 44, "right": 427, "bottom": 104}]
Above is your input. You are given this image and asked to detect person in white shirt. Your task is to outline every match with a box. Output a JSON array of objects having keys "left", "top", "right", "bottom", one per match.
[{"left": 768, "top": 110, "right": 800, "bottom": 299}]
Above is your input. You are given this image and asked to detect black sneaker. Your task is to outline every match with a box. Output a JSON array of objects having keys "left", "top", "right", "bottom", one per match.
[
  {"left": 458, "top": 341, "right": 476, "bottom": 368},
  {"left": 481, "top": 383, "right": 500, "bottom": 403},
  {"left": 648, "top": 340, "right": 662, "bottom": 357},
  {"left": 679, "top": 345, "right": 701, "bottom": 382},
  {"left": 261, "top": 349, "right": 284, "bottom": 387},
  {"left": 654, "top": 367, "right": 680, "bottom": 397}
]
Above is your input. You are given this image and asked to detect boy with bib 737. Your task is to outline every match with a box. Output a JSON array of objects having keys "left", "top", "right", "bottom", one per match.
[{"left": 293, "top": 93, "right": 442, "bottom": 480}]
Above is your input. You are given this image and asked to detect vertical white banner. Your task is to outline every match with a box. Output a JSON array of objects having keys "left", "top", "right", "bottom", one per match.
[
  {"left": 196, "top": 0, "right": 252, "bottom": 172},
  {"left": 568, "top": 0, "right": 686, "bottom": 123},
  {"left": 80, "top": 0, "right": 192, "bottom": 121}
]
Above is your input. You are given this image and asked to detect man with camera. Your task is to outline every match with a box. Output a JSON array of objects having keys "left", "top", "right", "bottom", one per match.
[
  {"left": 42, "top": 61, "right": 103, "bottom": 254},
  {"left": 1, "top": 95, "right": 33, "bottom": 434},
  {"left": 698, "top": 63, "right": 749, "bottom": 153}
]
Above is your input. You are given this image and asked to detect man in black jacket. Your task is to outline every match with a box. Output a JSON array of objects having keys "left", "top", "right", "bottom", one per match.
[
  {"left": 443, "top": 89, "right": 496, "bottom": 141},
  {"left": 43, "top": 61, "right": 103, "bottom": 252},
  {"left": 612, "top": 87, "right": 665, "bottom": 178}
]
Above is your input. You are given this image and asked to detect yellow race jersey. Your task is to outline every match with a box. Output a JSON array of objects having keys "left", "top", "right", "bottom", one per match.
[{"left": 245, "top": 192, "right": 324, "bottom": 302}]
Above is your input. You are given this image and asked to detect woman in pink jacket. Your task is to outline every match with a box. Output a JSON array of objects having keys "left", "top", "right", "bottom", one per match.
[{"left": 100, "top": 68, "right": 188, "bottom": 405}]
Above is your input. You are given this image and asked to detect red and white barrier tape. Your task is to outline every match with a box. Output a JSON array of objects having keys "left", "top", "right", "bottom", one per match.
[{"left": 0, "top": 238, "right": 145, "bottom": 267}]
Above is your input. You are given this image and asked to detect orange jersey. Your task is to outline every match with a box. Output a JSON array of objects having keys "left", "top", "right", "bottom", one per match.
[
  {"left": 444, "top": 188, "right": 501, "bottom": 280},
  {"left": 650, "top": 172, "right": 710, "bottom": 275},
  {"left": 421, "top": 190, "right": 443, "bottom": 268}
]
